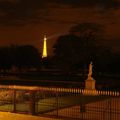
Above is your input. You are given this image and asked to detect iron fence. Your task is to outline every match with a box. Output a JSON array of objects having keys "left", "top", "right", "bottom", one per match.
[{"left": 0, "top": 85, "right": 119, "bottom": 120}]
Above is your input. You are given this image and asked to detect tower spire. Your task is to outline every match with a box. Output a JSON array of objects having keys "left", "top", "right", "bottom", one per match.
[{"left": 42, "top": 35, "right": 47, "bottom": 58}]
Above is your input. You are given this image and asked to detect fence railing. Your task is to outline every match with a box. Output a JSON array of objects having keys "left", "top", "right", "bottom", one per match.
[{"left": 0, "top": 85, "right": 119, "bottom": 120}]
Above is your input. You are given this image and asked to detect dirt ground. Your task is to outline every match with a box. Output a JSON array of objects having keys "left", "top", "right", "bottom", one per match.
[{"left": 0, "top": 112, "right": 60, "bottom": 120}]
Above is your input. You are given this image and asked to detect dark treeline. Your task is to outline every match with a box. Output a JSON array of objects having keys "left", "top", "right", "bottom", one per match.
[
  {"left": 0, "top": 45, "right": 41, "bottom": 72},
  {"left": 52, "top": 34, "right": 120, "bottom": 74},
  {"left": 0, "top": 43, "right": 120, "bottom": 74},
  {"left": 52, "top": 23, "right": 120, "bottom": 74},
  {"left": 0, "top": 23, "right": 120, "bottom": 75}
]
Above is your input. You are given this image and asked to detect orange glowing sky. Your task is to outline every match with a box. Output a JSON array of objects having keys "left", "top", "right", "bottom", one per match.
[{"left": 0, "top": 0, "right": 120, "bottom": 55}]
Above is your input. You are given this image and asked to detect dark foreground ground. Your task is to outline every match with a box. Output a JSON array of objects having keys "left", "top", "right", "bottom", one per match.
[{"left": 0, "top": 71, "right": 119, "bottom": 91}]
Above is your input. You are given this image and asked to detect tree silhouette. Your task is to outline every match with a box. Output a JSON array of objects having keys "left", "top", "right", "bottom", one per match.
[
  {"left": 0, "top": 45, "right": 41, "bottom": 72},
  {"left": 14, "top": 45, "right": 41, "bottom": 70},
  {"left": 53, "top": 22, "right": 110, "bottom": 73},
  {"left": 0, "top": 47, "right": 12, "bottom": 71},
  {"left": 53, "top": 34, "right": 97, "bottom": 72}
]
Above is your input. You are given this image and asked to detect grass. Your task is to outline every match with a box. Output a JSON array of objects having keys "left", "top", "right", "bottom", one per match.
[
  {"left": 0, "top": 104, "right": 13, "bottom": 111},
  {"left": 0, "top": 94, "right": 110, "bottom": 113},
  {"left": 37, "top": 94, "right": 110, "bottom": 113}
]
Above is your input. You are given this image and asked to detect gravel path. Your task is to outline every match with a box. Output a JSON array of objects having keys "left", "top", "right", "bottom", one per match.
[{"left": 0, "top": 112, "right": 60, "bottom": 120}]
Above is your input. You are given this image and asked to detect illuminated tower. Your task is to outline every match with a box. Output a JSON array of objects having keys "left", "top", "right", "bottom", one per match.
[{"left": 42, "top": 35, "right": 47, "bottom": 58}]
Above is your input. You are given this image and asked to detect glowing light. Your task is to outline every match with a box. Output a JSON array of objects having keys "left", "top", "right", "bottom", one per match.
[{"left": 42, "top": 35, "right": 47, "bottom": 58}]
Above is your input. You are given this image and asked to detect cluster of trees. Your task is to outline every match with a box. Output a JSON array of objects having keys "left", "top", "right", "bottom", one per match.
[
  {"left": 0, "top": 22, "right": 120, "bottom": 74},
  {"left": 52, "top": 23, "right": 120, "bottom": 74},
  {"left": 0, "top": 45, "right": 41, "bottom": 71}
]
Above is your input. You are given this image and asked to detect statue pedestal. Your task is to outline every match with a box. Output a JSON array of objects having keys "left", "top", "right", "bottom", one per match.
[{"left": 85, "top": 77, "right": 96, "bottom": 90}]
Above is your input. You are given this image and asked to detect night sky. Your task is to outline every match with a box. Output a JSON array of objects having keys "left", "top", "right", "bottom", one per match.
[{"left": 0, "top": 0, "right": 120, "bottom": 55}]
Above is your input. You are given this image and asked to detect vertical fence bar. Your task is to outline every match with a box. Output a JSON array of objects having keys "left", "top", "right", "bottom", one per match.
[
  {"left": 29, "top": 90, "right": 36, "bottom": 115},
  {"left": 55, "top": 88, "right": 58, "bottom": 117},
  {"left": 109, "top": 99, "right": 112, "bottom": 120},
  {"left": 0, "top": 86, "right": 120, "bottom": 120},
  {"left": 13, "top": 89, "right": 16, "bottom": 112}
]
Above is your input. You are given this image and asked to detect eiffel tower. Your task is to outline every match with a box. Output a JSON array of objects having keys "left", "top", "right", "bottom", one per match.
[{"left": 42, "top": 35, "right": 47, "bottom": 58}]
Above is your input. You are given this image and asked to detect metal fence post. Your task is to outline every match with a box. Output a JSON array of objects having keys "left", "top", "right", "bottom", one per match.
[
  {"left": 13, "top": 89, "right": 16, "bottom": 112},
  {"left": 110, "top": 99, "right": 112, "bottom": 120},
  {"left": 29, "top": 90, "right": 36, "bottom": 115},
  {"left": 56, "top": 91, "right": 59, "bottom": 117}
]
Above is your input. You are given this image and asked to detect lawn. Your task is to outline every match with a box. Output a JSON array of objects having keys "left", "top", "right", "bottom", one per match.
[{"left": 0, "top": 94, "right": 110, "bottom": 114}]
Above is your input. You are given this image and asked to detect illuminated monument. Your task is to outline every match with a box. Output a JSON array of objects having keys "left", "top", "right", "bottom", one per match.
[
  {"left": 42, "top": 35, "right": 47, "bottom": 58},
  {"left": 85, "top": 62, "right": 96, "bottom": 90}
]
